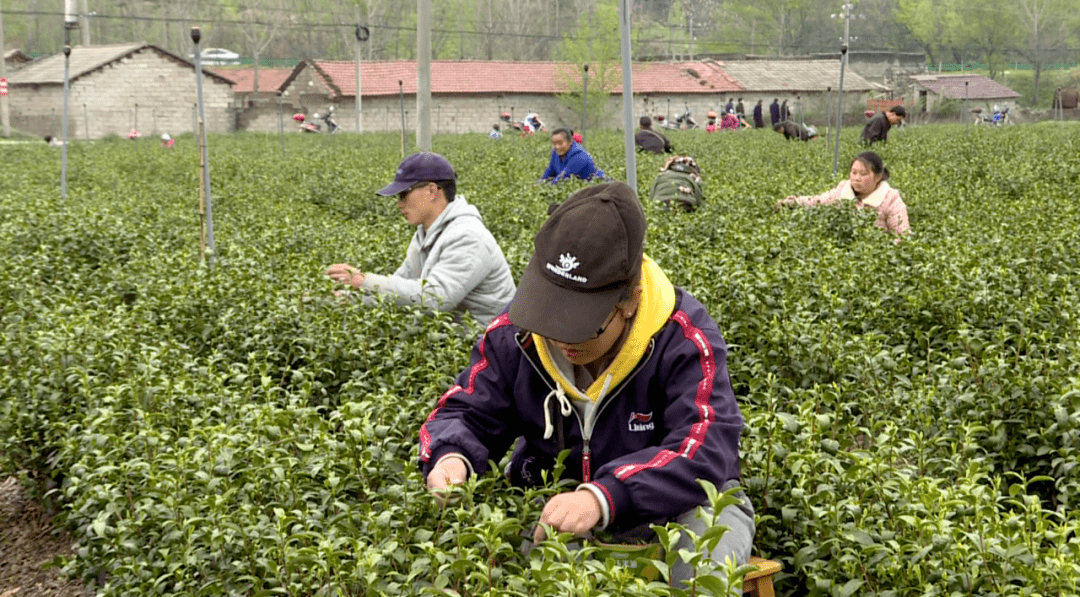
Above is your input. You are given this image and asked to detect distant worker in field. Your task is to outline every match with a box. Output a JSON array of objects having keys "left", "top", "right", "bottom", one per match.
[
  {"left": 540, "top": 128, "right": 607, "bottom": 183},
  {"left": 325, "top": 152, "right": 517, "bottom": 327},
  {"left": 773, "top": 121, "right": 818, "bottom": 141},
  {"left": 161, "top": 133, "right": 175, "bottom": 148},
  {"left": 769, "top": 98, "right": 781, "bottom": 127},
  {"left": 736, "top": 97, "right": 746, "bottom": 121},
  {"left": 649, "top": 155, "right": 704, "bottom": 212},
  {"left": 705, "top": 111, "right": 719, "bottom": 133},
  {"left": 489, "top": 124, "right": 502, "bottom": 139},
  {"left": 861, "top": 105, "right": 906, "bottom": 145},
  {"left": 635, "top": 116, "right": 672, "bottom": 154},
  {"left": 753, "top": 100, "right": 765, "bottom": 128},
  {"left": 523, "top": 112, "right": 545, "bottom": 135},
  {"left": 720, "top": 112, "right": 740, "bottom": 131},
  {"left": 776, "top": 151, "right": 910, "bottom": 236},
  {"left": 420, "top": 181, "right": 754, "bottom": 587}
]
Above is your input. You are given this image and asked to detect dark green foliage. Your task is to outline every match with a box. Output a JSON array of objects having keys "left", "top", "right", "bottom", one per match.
[{"left": 2, "top": 126, "right": 1080, "bottom": 596}]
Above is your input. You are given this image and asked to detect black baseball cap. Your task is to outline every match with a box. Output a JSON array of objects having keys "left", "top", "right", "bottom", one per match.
[
  {"left": 376, "top": 152, "right": 457, "bottom": 196},
  {"left": 510, "top": 182, "right": 645, "bottom": 344}
]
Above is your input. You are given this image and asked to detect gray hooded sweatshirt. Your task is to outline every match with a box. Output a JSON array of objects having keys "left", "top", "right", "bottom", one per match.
[{"left": 359, "top": 196, "right": 516, "bottom": 326}]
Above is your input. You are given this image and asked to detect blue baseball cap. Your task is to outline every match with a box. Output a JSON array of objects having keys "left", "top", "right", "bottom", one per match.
[{"left": 376, "top": 152, "right": 457, "bottom": 196}]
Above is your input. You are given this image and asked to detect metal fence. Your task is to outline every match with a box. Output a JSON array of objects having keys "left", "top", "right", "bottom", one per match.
[{"left": 934, "top": 62, "right": 1079, "bottom": 72}]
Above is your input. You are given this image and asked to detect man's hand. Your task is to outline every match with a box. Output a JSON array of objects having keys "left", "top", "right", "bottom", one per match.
[
  {"left": 325, "top": 263, "right": 364, "bottom": 289},
  {"left": 533, "top": 490, "right": 602, "bottom": 543},
  {"left": 426, "top": 456, "right": 468, "bottom": 506}
]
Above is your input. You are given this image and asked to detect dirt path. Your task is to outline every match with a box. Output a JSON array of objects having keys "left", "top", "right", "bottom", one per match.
[{"left": 0, "top": 477, "right": 84, "bottom": 597}]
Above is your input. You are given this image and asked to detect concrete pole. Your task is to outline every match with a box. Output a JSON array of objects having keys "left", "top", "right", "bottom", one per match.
[
  {"left": 825, "top": 86, "right": 832, "bottom": 149},
  {"left": 191, "top": 27, "right": 216, "bottom": 267},
  {"left": 832, "top": 45, "right": 847, "bottom": 176},
  {"left": 83, "top": 103, "right": 89, "bottom": 139},
  {"left": 832, "top": 2, "right": 852, "bottom": 177},
  {"left": 399, "top": 80, "right": 406, "bottom": 157},
  {"left": 965, "top": 81, "right": 969, "bottom": 135},
  {"left": 0, "top": 0, "right": 10, "bottom": 138},
  {"left": 582, "top": 63, "right": 588, "bottom": 144},
  {"left": 619, "top": 0, "right": 636, "bottom": 192},
  {"left": 80, "top": 0, "right": 91, "bottom": 45},
  {"left": 355, "top": 10, "right": 366, "bottom": 133},
  {"left": 61, "top": 44, "right": 71, "bottom": 199},
  {"left": 416, "top": 0, "right": 432, "bottom": 151},
  {"left": 277, "top": 92, "right": 285, "bottom": 158}
]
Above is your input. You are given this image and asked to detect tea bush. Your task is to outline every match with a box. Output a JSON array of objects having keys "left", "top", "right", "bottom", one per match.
[{"left": 2, "top": 124, "right": 1080, "bottom": 596}]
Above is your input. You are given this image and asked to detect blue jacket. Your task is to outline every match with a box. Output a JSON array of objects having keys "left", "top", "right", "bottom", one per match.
[
  {"left": 419, "top": 258, "right": 744, "bottom": 531},
  {"left": 541, "top": 142, "right": 605, "bottom": 183},
  {"left": 769, "top": 101, "right": 781, "bottom": 125}
]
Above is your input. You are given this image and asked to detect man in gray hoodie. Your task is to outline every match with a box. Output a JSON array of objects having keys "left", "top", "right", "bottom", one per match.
[{"left": 325, "top": 152, "right": 516, "bottom": 327}]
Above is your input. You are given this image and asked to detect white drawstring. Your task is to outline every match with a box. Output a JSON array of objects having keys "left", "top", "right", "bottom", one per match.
[{"left": 542, "top": 385, "right": 572, "bottom": 439}]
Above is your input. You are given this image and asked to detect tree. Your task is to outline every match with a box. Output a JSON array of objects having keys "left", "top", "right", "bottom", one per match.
[
  {"left": 1013, "top": 0, "right": 1071, "bottom": 105},
  {"left": 894, "top": 0, "right": 962, "bottom": 66},
  {"left": 236, "top": 0, "right": 291, "bottom": 95},
  {"left": 555, "top": 1, "right": 622, "bottom": 130},
  {"left": 955, "top": 0, "right": 1021, "bottom": 79}
]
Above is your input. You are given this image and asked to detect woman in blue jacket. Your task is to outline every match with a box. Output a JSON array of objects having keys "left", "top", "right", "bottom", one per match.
[
  {"left": 540, "top": 128, "right": 606, "bottom": 183},
  {"left": 420, "top": 182, "right": 754, "bottom": 587}
]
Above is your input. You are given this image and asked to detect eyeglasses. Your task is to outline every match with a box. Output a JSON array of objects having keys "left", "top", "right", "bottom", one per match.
[
  {"left": 589, "top": 309, "right": 621, "bottom": 341},
  {"left": 398, "top": 181, "right": 434, "bottom": 200}
]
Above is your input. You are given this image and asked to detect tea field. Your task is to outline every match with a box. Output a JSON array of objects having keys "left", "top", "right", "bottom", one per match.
[{"left": 2, "top": 124, "right": 1080, "bottom": 596}]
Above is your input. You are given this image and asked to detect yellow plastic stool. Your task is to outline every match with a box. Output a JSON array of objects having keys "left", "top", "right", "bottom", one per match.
[{"left": 743, "top": 556, "right": 782, "bottom": 597}]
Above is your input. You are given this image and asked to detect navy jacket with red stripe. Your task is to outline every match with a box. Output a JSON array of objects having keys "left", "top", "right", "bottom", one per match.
[{"left": 419, "top": 287, "right": 744, "bottom": 531}]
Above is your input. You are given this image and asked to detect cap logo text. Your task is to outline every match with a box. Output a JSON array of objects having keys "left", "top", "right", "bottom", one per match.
[{"left": 546, "top": 253, "right": 587, "bottom": 284}]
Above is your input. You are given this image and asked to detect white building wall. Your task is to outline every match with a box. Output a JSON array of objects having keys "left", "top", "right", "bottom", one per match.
[
  {"left": 238, "top": 88, "right": 872, "bottom": 134},
  {"left": 9, "top": 48, "right": 236, "bottom": 139}
]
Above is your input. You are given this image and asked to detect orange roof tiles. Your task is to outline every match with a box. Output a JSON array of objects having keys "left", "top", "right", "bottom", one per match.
[
  {"left": 222, "top": 68, "right": 294, "bottom": 93},
  {"left": 298, "top": 60, "right": 742, "bottom": 98}
]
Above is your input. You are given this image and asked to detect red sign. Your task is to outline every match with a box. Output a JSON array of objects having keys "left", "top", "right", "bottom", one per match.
[
  {"left": 0, "top": 78, "right": 7, "bottom": 97},
  {"left": 866, "top": 98, "right": 902, "bottom": 112}
]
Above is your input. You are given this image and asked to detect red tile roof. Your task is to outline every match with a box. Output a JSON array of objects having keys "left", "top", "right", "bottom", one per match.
[
  {"left": 219, "top": 67, "right": 294, "bottom": 93},
  {"left": 910, "top": 74, "right": 1020, "bottom": 100},
  {"left": 294, "top": 60, "right": 742, "bottom": 98}
]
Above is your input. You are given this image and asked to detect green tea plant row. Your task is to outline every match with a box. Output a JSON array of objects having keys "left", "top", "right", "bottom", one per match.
[{"left": 1, "top": 124, "right": 1079, "bottom": 596}]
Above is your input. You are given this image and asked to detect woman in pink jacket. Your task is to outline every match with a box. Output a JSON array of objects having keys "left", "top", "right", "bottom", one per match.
[{"left": 778, "top": 151, "right": 910, "bottom": 236}]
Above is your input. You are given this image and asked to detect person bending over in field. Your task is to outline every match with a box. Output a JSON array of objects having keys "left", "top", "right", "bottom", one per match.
[
  {"left": 773, "top": 120, "right": 818, "bottom": 141},
  {"left": 420, "top": 182, "right": 754, "bottom": 587},
  {"left": 777, "top": 151, "right": 910, "bottom": 236},
  {"left": 325, "top": 152, "right": 516, "bottom": 327},
  {"left": 540, "top": 128, "right": 606, "bottom": 183},
  {"left": 861, "top": 105, "right": 905, "bottom": 145}
]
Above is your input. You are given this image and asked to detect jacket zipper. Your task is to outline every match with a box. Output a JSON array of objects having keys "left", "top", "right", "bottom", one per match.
[
  {"left": 518, "top": 332, "right": 656, "bottom": 484},
  {"left": 578, "top": 340, "right": 654, "bottom": 482}
]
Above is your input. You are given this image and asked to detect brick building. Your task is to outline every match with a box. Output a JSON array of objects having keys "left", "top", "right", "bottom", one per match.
[
  {"left": 239, "top": 59, "right": 745, "bottom": 134},
  {"left": 707, "top": 59, "right": 881, "bottom": 123},
  {"left": 236, "top": 58, "right": 879, "bottom": 134},
  {"left": 6, "top": 42, "right": 235, "bottom": 139},
  {"left": 908, "top": 74, "right": 1021, "bottom": 114}
]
